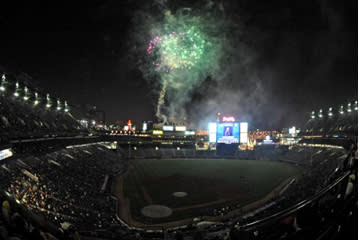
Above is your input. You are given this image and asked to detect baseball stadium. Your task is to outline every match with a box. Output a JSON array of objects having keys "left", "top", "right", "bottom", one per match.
[
  {"left": 0, "top": 1, "right": 357, "bottom": 240},
  {"left": 0, "top": 74, "right": 357, "bottom": 239}
]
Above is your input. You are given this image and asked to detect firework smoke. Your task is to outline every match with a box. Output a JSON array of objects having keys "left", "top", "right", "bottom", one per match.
[
  {"left": 132, "top": 1, "right": 268, "bottom": 127},
  {"left": 128, "top": 0, "right": 354, "bottom": 129},
  {"left": 133, "top": 2, "right": 227, "bottom": 124},
  {"left": 156, "top": 78, "right": 168, "bottom": 123}
]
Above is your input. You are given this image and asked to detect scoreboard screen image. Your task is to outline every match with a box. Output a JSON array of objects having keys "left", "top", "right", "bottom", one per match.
[{"left": 216, "top": 122, "right": 240, "bottom": 144}]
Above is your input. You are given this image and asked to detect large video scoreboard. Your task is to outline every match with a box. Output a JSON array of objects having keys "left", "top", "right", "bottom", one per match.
[
  {"left": 216, "top": 122, "right": 240, "bottom": 144},
  {"left": 208, "top": 118, "right": 248, "bottom": 145}
]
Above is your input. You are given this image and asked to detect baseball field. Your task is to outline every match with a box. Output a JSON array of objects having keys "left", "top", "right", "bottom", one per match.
[{"left": 114, "top": 159, "right": 299, "bottom": 227}]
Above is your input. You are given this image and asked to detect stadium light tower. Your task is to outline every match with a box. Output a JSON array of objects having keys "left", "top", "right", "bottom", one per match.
[
  {"left": 56, "top": 99, "right": 62, "bottom": 110},
  {"left": 13, "top": 82, "right": 19, "bottom": 97},
  {"left": 0, "top": 74, "right": 6, "bottom": 92},
  {"left": 64, "top": 101, "right": 69, "bottom": 112},
  {"left": 34, "top": 92, "right": 40, "bottom": 105},
  {"left": 311, "top": 111, "right": 315, "bottom": 119},
  {"left": 347, "top": 102, "right": 352, "bottom": 113},
  {"left": 318, "top": 109, "right": 323, "bottom": 118},
  {"left": 23, "top": 86, "right": 29, "bottom": 101},
  {"left": 339, "top": 105, "right": 344, "bottom": 115},
  {"left": 46, "top": 93, "right": 51, "bottom": 108},
  {"left": 328, "top": 107, "right": 333, "bottom": 117}
]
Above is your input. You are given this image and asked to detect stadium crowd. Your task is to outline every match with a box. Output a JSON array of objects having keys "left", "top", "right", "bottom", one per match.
[{"left": 0, "top": 144, "right": 130, "bottom": 239}]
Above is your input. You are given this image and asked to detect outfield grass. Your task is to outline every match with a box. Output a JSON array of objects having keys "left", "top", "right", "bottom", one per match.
[{"left": 122, "top": 159, "right": 299, "bottom": 224}]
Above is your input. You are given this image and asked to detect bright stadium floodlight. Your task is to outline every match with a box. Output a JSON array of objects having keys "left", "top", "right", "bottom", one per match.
[
  {"left": 318, "top": 109, "right": 323, "bottom": 118},
  {"left": 347, "top": 102, "right": 352, "bottom": 112},
  {"left": 14, "top": 82, "right": 19, "bottom": 97},
  {"left": 354, "top": 101, "right": 358, "bottom": 111},
  {"left": 64, "top": 101, "right": 69, "bottom": 112},
  {"left": 328, "top": 107, "right": 333, "bottom": 117},
  {"left": 339, "top": 105, "right": 344, "bottom": 115},
  {"left": 23, "top": 86, "right": 29, "bottom": 101},
  {"left": 46, "top": 93, "right": 51, "bottom": 108},
  {"left": 0, "top": 75, "right": 5, "bottom": 92},
  {"left": 34, "top": 92, "right": 40, "bottom": 106},
  {"left": 56, "top": 99, "right": 61, "bottom": 110},
  {"left": 311, "top": 111, "right": 315, "bottom": 119}
]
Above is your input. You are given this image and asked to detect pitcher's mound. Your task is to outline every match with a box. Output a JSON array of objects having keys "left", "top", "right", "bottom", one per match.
[
  {"left": 173, "top": 192, "right": 188, "bottom": 197},
  {"left": 141, "top": 205, "right": 172, "bottom": 218}
]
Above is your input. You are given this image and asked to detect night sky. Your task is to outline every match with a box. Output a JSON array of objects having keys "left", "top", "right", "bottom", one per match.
[{"left": 0, "top": 0, "right": 357, "bottom": 129}]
